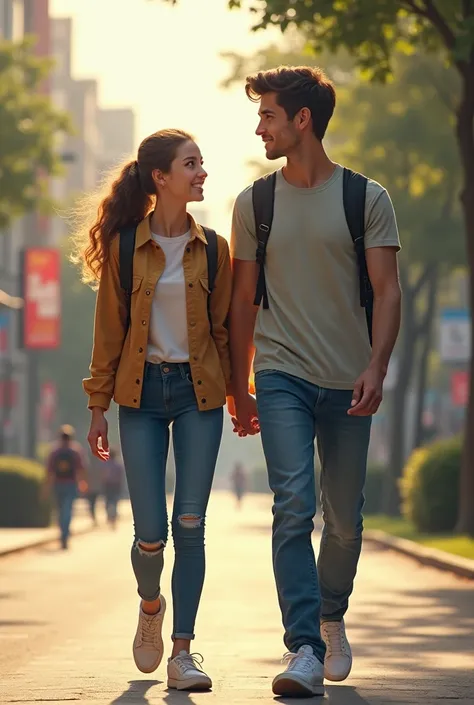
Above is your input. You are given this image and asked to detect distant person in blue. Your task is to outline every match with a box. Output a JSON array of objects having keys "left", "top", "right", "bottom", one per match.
[
  {"left": 101, "top": 447, "right": 124, "bottom": 529},
  {"left": 230, "top": 462, "right": 246, "bottom": 510},
  {"left": 43, "top": 425, "right": 88, "bottom": 550}
]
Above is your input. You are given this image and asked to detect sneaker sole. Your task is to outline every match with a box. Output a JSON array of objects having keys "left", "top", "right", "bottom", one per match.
[
  {"left": 324, "top": 665, "right": 352, "bottom": 682},
  {"left": 167, "top": 677, "right": 212, "bottom": 691},
  {"left": 133, "top": 599, "right": 166, "bottom": 674},
  {"left": 272, "top": 674, "right": 324, "bottom": 697}
]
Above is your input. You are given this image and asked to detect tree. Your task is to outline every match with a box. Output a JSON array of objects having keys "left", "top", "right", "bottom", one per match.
[{"left": 0, "top": 37, "right": 71, "bottom": 229}]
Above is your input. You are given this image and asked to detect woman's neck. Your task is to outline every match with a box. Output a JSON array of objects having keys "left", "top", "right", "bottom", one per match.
[{"left": 149, "top": 199, "right": 189, "bottom": 238}]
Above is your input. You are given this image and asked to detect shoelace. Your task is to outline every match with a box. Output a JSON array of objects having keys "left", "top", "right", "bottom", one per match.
[
  {"left": 140, "top": 614, "right": 159, "bottom": 648},
  {"left": 174, "top": 652, "right": 205, "bottom": 674},
  {"left": 282, "top": 651, "right": 317, "bottom": 674},
  {"left": 322, "top": 622, "right": 347, "bottom": 657}
]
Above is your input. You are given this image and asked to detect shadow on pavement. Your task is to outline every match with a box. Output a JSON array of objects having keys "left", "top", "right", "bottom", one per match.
[
  {"left": 0, "top": 619, "right": 46, "bottom": 626},
  {"left": 110, "top": 680, "right": 162, "bottom": 704},
  {"left": 275, "top": 686, "right": 371, "bottom": 704}
]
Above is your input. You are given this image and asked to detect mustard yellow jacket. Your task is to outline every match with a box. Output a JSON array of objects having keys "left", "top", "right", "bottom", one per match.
[{"left": 83, "top": 214, "right": 232, "bottom": 412}]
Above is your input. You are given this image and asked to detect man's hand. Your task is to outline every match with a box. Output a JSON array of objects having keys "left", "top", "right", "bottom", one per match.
[
  {"left": 228, "top": 393, "right": 260, "bottom": 437},
  {"left": 348, "top": 365, "right": 385, "bottom": 416}
]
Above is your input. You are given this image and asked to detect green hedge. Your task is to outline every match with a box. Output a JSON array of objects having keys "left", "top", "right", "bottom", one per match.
[
  {"left": 363, "top": 464, "right": 386, "bottom": 515},
  {"left": 400, "top": 436, "right": 462, "bottom": 533},
  {"left": 0, "top": 456, "right": 52, "bottom": 528}
]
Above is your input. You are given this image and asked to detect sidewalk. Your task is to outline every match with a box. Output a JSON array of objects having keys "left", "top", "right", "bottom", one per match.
[
  {"left": 0, "top": 492, "right": 472, "bottom": 704},
  {"left": 0, "top": 498, "right": 96, "bottom": 556}
]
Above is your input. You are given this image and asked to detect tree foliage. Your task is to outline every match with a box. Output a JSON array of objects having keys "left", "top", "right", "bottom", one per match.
[{"left": 0, "top": 38, "right": 71, "bottom": 229}]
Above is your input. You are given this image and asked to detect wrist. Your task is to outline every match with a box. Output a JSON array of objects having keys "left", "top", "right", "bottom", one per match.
[
  {"left": 368, "top": 358, "right": 388, "bottom": 376},
  {"left": 91, "top": 406, "right": 106, "bottom": 417}
]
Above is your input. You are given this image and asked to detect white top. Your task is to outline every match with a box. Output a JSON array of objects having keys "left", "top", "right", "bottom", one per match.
[{"left": 147, "top": 230, "right": 191, "bottom": 364}]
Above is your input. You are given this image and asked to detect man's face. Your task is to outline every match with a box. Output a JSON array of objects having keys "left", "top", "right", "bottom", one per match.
[{"left": 255, "top": 92, "right": 300, "bottom": 160}]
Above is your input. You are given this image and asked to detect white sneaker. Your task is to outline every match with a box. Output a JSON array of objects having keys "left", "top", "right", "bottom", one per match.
[
  {"left": 272, "top": 645, "right": 325, "bottom": 697},
  {"left": 321, "top": 619, "right": 352, "bottom": 682},
  {"left": 167, "top": 651, "right": 212, "bottom": 691},
  {"left": 132, "top": 596, "right": 166, "bottom": 673}
]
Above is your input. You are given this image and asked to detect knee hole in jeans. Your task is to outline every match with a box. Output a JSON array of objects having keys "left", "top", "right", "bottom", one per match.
[
  {"left": 177, "top": 514, "right": 203, "bottom": 529},
  {"left": 135, "top": 539, "right": 166, "bottom": 556}
]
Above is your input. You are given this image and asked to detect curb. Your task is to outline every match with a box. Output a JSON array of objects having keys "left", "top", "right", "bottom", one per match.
[
  {"left": 0, "top": 523, "right": 93, "bottom": 558},
  {"left": 364, "top": 529, "right": 474, "bottom": 580}
]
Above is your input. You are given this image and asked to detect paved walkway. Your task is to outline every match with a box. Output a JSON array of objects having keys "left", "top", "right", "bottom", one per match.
[
  {"left": 0, "top": 499, "right": 97, "bottom": 556},
  {"left": 0, "top": 493, "right": 472, "bottom": 704}
]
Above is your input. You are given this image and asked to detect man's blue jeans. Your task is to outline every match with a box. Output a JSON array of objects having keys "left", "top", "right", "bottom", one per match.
[
  {"left": 54, "top": 482, "right": 77, "bottom": 547},
  {"left": 255, "top": 370, "right": 372, "bottom": 664},
  {"left": 119, "top": 362, "right": 223, "bottom": 641}
]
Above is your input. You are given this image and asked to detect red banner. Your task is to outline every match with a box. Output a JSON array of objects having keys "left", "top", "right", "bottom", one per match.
[
  {"left": 451, "top": 370, "right": 469, "bottom": 407},
  {"left": 23, "top": 249, "right": 61, "bottom": 349}
]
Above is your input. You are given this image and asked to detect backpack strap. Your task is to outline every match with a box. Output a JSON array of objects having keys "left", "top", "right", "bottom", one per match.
[
  {"left": 342, "top": 168, "right": 373, "bottom": 345},
  {"left": 201, "top": 226, "right": 218, "bottom": 334},
  {"left": 119, "top": 225, "right": 137, "bottom": 334},
  {"left": 252, "top": 172, "right": 277, "bottom": 308}
]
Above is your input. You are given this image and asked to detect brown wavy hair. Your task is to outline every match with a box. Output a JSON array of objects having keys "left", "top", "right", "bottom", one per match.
[{"left": 70, "top": 128, "right": 193, "bottom": 284}]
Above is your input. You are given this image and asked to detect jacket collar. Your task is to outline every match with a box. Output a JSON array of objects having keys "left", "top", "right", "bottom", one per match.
[{"left": 135, "top": 212, "right": 208, "bottom": 249}]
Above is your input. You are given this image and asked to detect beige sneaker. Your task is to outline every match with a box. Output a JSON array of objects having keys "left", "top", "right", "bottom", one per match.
[
  {"left": 272, "top": 645, "right": 325, "bottom": 697},
  {"left": 167, "top": 651, "right": 212, "bottom": 691},
  {"left": 321, "top": 618, "right": 352, "bottom": 682},
  {"left": 132, "top": 596, "right": 166, "bottom": 673}
]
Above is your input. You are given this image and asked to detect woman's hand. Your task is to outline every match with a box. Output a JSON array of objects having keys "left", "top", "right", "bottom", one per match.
[{"left": 87, "top": 407, "right": 110, "bottom": 461}]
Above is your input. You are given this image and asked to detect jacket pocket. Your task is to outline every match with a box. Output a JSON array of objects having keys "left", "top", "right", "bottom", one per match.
[
  {"left": 132, "top": 275, "right": 143, "bottom": 293},
  {"left": 199, "top": 277, "right": 210, "bottom": 293}
]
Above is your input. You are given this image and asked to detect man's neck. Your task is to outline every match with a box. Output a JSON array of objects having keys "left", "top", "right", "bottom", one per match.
[{"left": 283, "top": 140, "right": 337, "bottom": 189}]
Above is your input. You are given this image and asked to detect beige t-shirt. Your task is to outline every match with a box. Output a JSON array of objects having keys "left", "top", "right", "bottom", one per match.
[{"left": 230, "top": 165, "right": 400, "bottom": 390}]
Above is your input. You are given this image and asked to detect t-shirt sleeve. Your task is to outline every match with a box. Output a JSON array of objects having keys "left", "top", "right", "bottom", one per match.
[
  {"left": 230, "top": 187, "right": 257, "bottom": 261},
  {"left": 364, "top": 185, "right": 401, "bottom": 251}
]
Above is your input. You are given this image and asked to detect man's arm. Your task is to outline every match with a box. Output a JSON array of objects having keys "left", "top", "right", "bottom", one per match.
[{"left": 349, "top": 246, "right": 401, "bottom": 416}]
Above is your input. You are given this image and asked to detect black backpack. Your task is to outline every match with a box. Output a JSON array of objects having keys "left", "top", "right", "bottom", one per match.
[
  {"left": 252, "top": 167, "right": 373, "bottom": 345},
  {"left": 118, "top": 225, "right": 218, "bottom": 335},
  {"left": 51, "top": 447, "right": 77, "bottom": 482}
]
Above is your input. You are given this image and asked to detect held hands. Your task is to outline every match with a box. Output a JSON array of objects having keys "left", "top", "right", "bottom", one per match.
[
  {"left": 87, "top": 408, "right": 110, "bottom": 461},
  {"left": 348, "top": 365, "right": 385, "bottom": 417},
  {"left": 227, "top": 393, "right": 260, "bottom": 437}
]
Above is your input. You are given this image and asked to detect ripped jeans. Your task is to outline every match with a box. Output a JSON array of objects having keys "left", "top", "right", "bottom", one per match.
[{"left": 119, "top": 362, "right": 223, "bottom": 641}]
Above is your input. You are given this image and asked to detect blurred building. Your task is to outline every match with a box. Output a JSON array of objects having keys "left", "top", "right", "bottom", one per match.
[{"left": 0, "top": 1, "right": 136, "bottom": 456}]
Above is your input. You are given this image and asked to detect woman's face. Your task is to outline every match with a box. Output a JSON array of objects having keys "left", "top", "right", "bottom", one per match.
[{"left": 156, "top": 140, "right": 207, "bottom": 203}]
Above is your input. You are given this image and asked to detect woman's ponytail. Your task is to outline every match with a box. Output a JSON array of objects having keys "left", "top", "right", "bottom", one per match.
[{"left": 70, "top": 158, "right": 153, "bottom": 285}]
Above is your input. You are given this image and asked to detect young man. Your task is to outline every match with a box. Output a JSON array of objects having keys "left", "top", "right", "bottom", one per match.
[
  {"left": 229, "top": 66, "right": 401, "bottom": 697},
  {"left": 44, "top": 424, "right": 88, "bottom": 549}
]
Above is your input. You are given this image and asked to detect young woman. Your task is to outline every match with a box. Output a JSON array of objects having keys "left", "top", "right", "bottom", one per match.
[{"left": 73, "top": 129, "right": 232, "bottom": 691}]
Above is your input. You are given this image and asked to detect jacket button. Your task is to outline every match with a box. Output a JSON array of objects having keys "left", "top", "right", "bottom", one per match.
[
  {"left": 142, "top": 320, "right": 146, "bottom": 325},
  {"left": 146, "top": 290, "right": 151, "bottom": 296},
  {"left": 193, "top": 356, "right": 198, "bottom": 361},
  {"left": 197, "top": 380, "right": 202, "bottom": 385},
  {"left": 133, "top": 398, "right": 137, "bottom": 403},
  {"left": 136, "top": 379, "right": 140, "bottom": 384},
  {"left": 201, "top": 398, "right": 207, "bottom": 404},
  {"left": 139, "top": 347, "right": 143, "bottom": 353},
  {"left": 190, "top": 321, "right": 196, "bottom": 327},
  {"left": 186, "top": 247, "right": 191, "bottom": 253},
  {"left": 188, "top": 283, "right": 193, "bottom": 288}
]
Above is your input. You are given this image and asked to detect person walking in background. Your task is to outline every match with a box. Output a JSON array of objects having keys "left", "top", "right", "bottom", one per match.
[
  {"left": 73, "top": 129, "right": 232, "bottom": 691},
  {"left": 102, "top": 447, "right": 124, "bottom": 529},
  {"left": 86, "top": 454, "right": 103, "bottom": 526},
  {"left": 229, "top": 66, "right": 401, "bottom": 697},
  {"left": 230, "top": 461, "right": 247, "bottom": 510},
  {"left": 43, "top": 424, "right": 88, "bottom": 550}
]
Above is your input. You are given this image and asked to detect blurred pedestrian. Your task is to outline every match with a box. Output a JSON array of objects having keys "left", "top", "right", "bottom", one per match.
[
  {"left": 229, "top": 66, "right": 401, "bottom": 697},
  {"left": 230, "top": 461, "right": 246, "bottom": 509},
  {"left": 75, "top": 129, "right": 232, "bottom": 690},
  {"left": 101, "top": 447, "right": 124, "bottom": 529},
  {"left": 86, "top": 454, "right": 103, "bottom": 526},
  {"left": 43, "top": 424, "right": 88, "bottom": 550}
]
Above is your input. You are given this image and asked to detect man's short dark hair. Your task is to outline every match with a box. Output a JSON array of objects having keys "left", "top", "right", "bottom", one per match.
[{"left": 245, "top": 65, "right": 336, "bottom": 141}]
